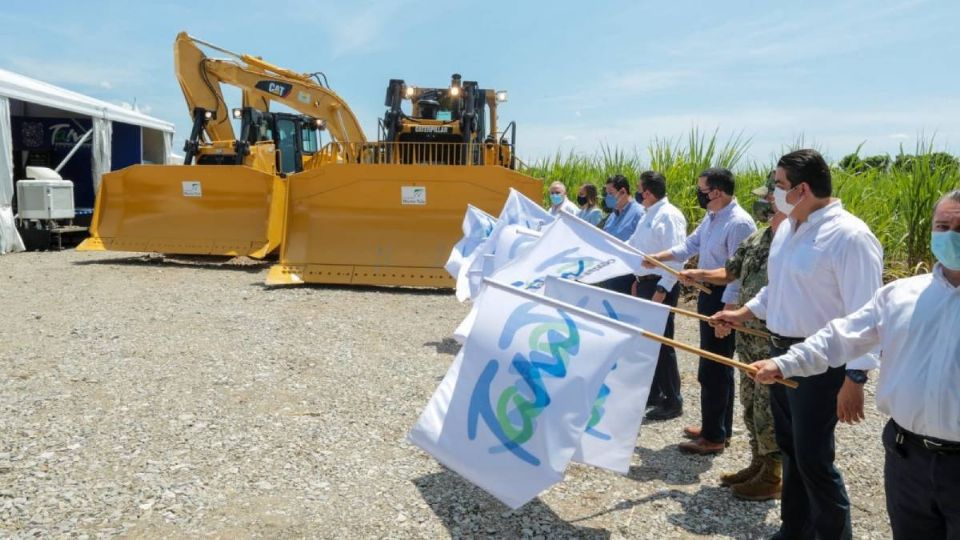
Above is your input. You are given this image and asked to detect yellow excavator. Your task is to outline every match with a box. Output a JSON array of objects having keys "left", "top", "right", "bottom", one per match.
[{"left": 79, "top": 33, "right": 542, "bottom": 287}]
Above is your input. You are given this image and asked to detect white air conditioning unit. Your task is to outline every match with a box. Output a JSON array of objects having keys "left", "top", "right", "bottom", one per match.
[{"left": 17, "top": 167, "right": 75, "bottom": 221}]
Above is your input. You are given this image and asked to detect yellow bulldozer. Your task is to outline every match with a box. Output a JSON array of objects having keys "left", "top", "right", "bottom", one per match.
[{"left": 79, "top": 33, "right": 542, "bottom": 287}]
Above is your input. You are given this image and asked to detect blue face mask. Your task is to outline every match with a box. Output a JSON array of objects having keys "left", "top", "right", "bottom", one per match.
[
  {"left": 931, "top": 231, "right": 960, "bottom": 271},
  {"left": 604, "top": 193, "right": 619, "bottom": 209},
  {"left": 549, "top": 193, "right": 564, "bottom": 206}
]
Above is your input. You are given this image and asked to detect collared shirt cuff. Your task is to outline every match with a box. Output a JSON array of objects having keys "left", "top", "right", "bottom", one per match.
[
  {"left": 744, "top": 296, "right": 766, "bottom": 320},
  {"left": 657, "top": 272, "right": 677, "bottom": 291},
  {"left": 721, "top": 287, "right": 738, "bottom": 304},
  {"left": 772, "top": 354, "right": 802, "bottom": 379},
  {"left": 846, "top": 353, "right": 880, "bottom": 371},
  {"left": 667, "top": 246, "right": 688, "bottom": 263}
]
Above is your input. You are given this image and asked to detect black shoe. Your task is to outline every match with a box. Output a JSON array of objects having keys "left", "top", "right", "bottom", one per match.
[{"left": 645, "top": 404, "right": 683, "bottom": 421}]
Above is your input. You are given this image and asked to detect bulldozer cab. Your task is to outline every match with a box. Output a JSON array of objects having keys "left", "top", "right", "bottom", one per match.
[{"left": 380, "top": 74, "right": 513, "bottom": 167}]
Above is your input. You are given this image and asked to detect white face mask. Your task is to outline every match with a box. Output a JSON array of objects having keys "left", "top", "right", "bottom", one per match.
[{"left": 774, "top": 186, "right": 800, "bottom": 216}]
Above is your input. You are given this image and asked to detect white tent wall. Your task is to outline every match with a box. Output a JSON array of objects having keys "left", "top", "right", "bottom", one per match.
[
  {"left": 142, "top": 127, "right": 171, "bottom": 165},
  {"left": 0, "top": 96, "right": 25, "bottom": 253},
  {"left": 91, "top": 117, "right": 112, "bottom": 196},
  {"left": 163, "top": 131, "right": 173, "bottom": 165}
]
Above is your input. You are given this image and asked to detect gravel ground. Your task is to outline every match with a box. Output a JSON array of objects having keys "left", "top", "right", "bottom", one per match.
[{"left": 1, "top": 250, "right": 891, "bottom": 539}]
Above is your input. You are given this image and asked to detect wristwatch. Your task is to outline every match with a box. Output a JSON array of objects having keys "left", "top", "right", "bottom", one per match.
[{"left": 845, "top": 369, "right": 868, "bottom": 384}]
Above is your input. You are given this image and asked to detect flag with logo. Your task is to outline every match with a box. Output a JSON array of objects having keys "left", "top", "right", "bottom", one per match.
[
  {"left": 455, "top": 189, "right": 553, "bottom": 301},
  {"left": 542, "top": 276, "right": 669, "bottom": 473},
  {"left": 409, "top": 278, "right": 645, "bottom": 509},
  {"left": 444, "top": 205, "right": 498, "bottom": 279},
  {"left": 489, "top": 211, "right": 646, "bottom": 294}
]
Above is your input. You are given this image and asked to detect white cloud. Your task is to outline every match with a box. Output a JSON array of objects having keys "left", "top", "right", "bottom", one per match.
[
  {"left": 518, "top": 98, "right": 960, "bottom": 165},
  {"left": 281, "top": 0, "right": 416, "bottom": 59},
  {"left": 5, "top": 56, "right": 140, "bottom": 90},
  {"left": 605, "top": 69, "right": 694, "bottom": 93}
]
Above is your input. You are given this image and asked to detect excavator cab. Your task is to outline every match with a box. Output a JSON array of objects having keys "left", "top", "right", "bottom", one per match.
[{"left": 185, "top": 107, "right": 323, "bottom": 174}]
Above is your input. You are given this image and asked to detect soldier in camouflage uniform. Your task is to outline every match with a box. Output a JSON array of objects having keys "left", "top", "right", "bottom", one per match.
[{"left": 680, "top": 173, "right": 784, "bottom": 501}]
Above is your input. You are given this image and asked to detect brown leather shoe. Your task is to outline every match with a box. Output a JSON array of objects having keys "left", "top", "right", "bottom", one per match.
[
  {"left": 731, "top": 456, "right": 782, "bottom": 501},
  {"left": 677, "top": 437, "right": 725, "bottom": 455},
  {"left": 683, "top": 426, "right": 731, "bottom": 447}
]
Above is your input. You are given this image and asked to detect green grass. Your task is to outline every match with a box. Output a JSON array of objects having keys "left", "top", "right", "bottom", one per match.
[{"left": 525, "top": 130, "right": 960, "bottom": 277}]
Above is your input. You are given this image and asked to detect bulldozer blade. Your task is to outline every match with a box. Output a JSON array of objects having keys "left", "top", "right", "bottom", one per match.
[
  {"left": 266, "top": 163, "right": 542, "bottom": 288},
  {"left": 78, "top": 164, "right": 286, "bottom": 258}
]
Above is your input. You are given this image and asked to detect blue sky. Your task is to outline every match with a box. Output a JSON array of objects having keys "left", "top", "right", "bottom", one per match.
[{"left": 2, "top": 0, "right": 958, "bottom": 165}]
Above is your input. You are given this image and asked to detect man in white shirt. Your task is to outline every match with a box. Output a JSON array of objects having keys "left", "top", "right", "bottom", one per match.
[
  {"left": 712, "top": 150, "right": 884, "bottom": 540},
  {"left": 547, "top": 181, "right": 579, "bottom": 216},
  {"left": 627, "top": 170, "right": 688, "bottom": 421},
  {"left": 752, "top": 189, "right": 960, "bottom": 540}
]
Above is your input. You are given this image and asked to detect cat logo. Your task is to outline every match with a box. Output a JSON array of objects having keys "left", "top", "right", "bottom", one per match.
[
  {"left": 255, "top": 80, "right": 293, "bottom": 98},
  {"left": 413, "top": 125, "right": 452, "bottom": 134}
]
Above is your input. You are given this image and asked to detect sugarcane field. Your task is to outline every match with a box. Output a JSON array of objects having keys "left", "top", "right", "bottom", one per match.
[{"left": 2, "top": 2, "right": 959, "bottom": 540}]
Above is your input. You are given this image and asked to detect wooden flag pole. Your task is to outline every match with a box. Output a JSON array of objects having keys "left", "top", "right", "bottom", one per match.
[
  {"left": 668, "top": 305, "right": 771, "bottom": 339},
  {"left": 638, "top": 329, "right": 798, "bottom": 389},
  {"left": 640, "top": 254, "right": 712, "bottom": 294}
]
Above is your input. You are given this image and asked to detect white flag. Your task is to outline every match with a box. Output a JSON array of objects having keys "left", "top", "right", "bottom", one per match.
[
  {"left": 489, "top": 211, "right": 646, "bottom": 293},
  {"left": 542, "top": 276, "right": 670, "bottom": 473},
  {"left": 409, "top": 278, "right": 645, "bottom": 509},
  {"left": 455, "top": 189, "right": 554, "bottom": 301},
  {"left": 444, "top": 205, "right": 498, "bottom": 279}
]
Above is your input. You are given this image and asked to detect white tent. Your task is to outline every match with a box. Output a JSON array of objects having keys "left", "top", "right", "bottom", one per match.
[{"left": 0, "top": 68, "right": 176, "bottom": 254}]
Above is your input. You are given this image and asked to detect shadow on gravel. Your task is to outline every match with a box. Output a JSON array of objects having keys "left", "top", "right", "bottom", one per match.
[
  {"left": 423, "top": 338, "right": 461, "bottom": 356},
  {"left": 73, "top": 254, "right": 271, "bottom": 273},
  {"left": 413, "top": 470, "right": 611, "bottom": 539},
  {"left": 629, "top": 445, "right": 712, "bottom": 485},
  {"left": 571, "top": 487, "right": 777, "bottom": 538}
]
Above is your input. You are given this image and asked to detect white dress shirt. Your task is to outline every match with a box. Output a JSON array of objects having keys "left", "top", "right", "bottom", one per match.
[
  {"left": 627, "top": 197, "right": 687, "bottom": 290},
  {"left": 773, "top": 265, "right": 960, "bottom": 441},
  {"left": 745, "top": 200, "right": 883, "bottom": 370},
  {"left": 550, "top": 199, "right": 579, "bottom": 216}
]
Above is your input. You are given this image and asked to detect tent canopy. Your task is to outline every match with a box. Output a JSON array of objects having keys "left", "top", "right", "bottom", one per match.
[
  {"left": 0, "top": 68, "right": 177, "bottom": 254},
  {"left": 0, "top": 68, "right": 175, "bottom": 134}
]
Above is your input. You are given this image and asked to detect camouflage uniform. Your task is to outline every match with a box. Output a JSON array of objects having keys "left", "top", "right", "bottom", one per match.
[{"left": 725, "top": 226, "right": 780, "bottom": 458}]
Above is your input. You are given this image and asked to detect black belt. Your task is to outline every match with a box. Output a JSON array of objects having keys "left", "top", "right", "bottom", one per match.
[
  {"left": 769, "top": 333, "right": 804, "bottom": 349},
  {"left": 893, "top": 421, "right": 960, "bottom": 455},
  {"left": 635, "top": 274, "right": 660, "bottom": 282}
]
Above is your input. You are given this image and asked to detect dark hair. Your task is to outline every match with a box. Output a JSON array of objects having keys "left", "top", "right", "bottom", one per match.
[
  {"left": 777, "top": 149, "right": 832, "bottom": 197},
  {"left": 698, "top": 167, "right": 735, "bottom": 195},
  {"left": 639, "top": 170, "right": 667, "bottom": 199},
  {"left": 580, "top": 183, "right": 598, "bottom": 206},
  {"left": 605, "top": 174, "right": 631, "bottom": 194}
]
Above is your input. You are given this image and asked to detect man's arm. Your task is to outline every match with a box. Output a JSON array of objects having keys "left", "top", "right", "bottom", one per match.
[
  {"left": 650, "top": 211, "right": 688, "bottom": 290},
  {"left": 720, "top": 220, "right": 758, "bottom": 304},
  {"left": 680, "top": 267, "right": 732, "bottom": 286},
  {"left": 836, "top": 230, "right": 884, "bottom": 371}
]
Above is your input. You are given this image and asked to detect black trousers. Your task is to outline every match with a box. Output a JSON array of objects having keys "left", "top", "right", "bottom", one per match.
[
  {"left": 770, "top": 342, "right": 851, "bottom": 540},
  {"left": 696, "top": 286, "right": 735, "bottom": 443},
  {"left": 634, "top": 278, "right": 681, "bottom": 408},
  {"left": 596, "top": 274, "right": 635, "bottom": 296},
  {"left": 882, "top": 420, "right": 960, "bottom": 539}
]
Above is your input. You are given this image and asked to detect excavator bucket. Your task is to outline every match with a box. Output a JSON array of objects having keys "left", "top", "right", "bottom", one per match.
[
  {"left": 77, "top": 164, "right": 286, "bottom": 258},
  {"left": 266, "top": 158, "right": 542, "bottom": 287}
]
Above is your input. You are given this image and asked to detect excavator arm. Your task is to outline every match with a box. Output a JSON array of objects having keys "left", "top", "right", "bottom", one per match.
[{"left": 173, "top": 32, "right": 367, "bottom": 148}]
